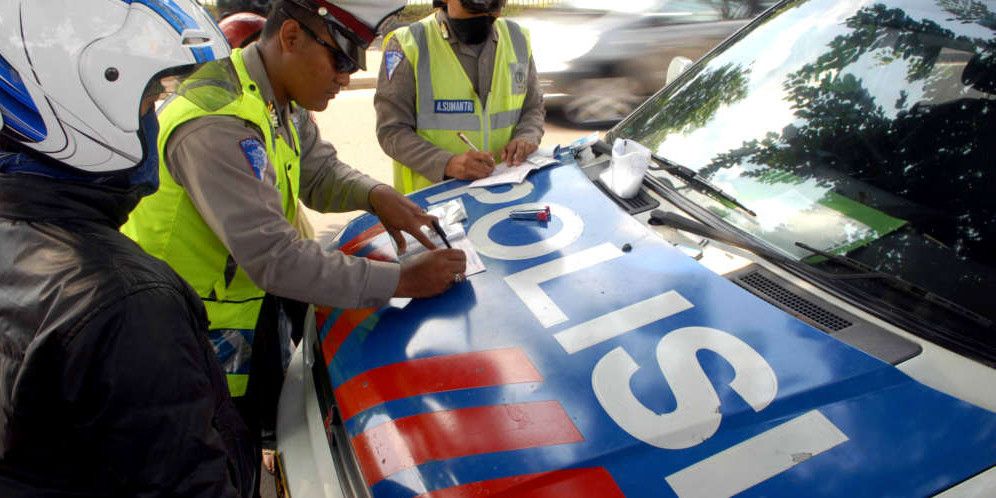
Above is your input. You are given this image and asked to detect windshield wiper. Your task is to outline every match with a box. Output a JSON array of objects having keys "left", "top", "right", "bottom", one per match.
[
  {"left": 794, "top": 242, "right": 992, "bottom": 328},
  {"left": 648, "top": 209, "right": 784, "bottom": 260},
  {"left": 594, "top": 139, "right": 756, "bottom": 216},
  {"left": 648, "top": 210, "right": 993, "bottom": 328}
]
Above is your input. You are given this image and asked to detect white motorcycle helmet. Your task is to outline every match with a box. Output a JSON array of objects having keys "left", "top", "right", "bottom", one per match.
[{"left": 0, "top": 0, "right": 230, "bottom": 174}]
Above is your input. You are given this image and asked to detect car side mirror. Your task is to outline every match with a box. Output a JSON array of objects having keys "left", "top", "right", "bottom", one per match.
[{"left": 666, "top": 56, "right": 694, "bottom": 86}]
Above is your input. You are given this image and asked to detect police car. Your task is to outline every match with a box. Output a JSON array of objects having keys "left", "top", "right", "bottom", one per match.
[{"left": 275, "top": 0, "right": 996, "bottom": 496}]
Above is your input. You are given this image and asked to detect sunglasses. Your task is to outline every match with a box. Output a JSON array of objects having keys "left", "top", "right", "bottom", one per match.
[{"left": 283, "top": 10, "right": 359, "bottom": 74}]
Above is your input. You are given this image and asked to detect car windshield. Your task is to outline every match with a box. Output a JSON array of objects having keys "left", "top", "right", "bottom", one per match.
[{"left": 612, "top": 0, "right": 996, "bottom": 338}]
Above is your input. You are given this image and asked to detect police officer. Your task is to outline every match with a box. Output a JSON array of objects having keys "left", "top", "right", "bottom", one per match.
[
  {"left": 0, "top": 1, "right": 254, "bottom": 495},
  {"left": 121, "top": 0, "right": 467, "bottom": 485},
  {"left": 375, "top": 0, "right": 545, "bottom": 193}
]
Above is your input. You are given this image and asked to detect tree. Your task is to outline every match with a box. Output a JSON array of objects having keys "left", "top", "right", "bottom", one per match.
[
  {"left": 699, "top": 3, "right": 995, "bottom": 261},
  {"left": 615, "top": 63, "right": 751, "bottom": 147}
]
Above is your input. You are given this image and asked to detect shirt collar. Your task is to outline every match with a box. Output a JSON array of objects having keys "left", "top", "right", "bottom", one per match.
[{"left": 241, "top": 43, "right": 294, "bottom": 128}]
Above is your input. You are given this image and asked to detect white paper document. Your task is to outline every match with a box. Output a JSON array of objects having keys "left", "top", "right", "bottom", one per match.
[
  {"left": 388, "top": 200, "right": 486, "bottom": 277},
  {"left": 393, "top": 226, "right": 486, "bottom": 277},
  {"left": 467, "top": 152, "right": 559, "bottom": 188}
]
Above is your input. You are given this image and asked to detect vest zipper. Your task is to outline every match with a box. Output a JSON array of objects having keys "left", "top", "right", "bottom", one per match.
[{"left": 483, "top": 99, "right": 491, "bottom": 152}]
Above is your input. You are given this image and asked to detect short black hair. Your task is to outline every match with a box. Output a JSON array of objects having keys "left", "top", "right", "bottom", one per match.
[{"left": 261, "top": 0, "right": 317, "bottom": 41}]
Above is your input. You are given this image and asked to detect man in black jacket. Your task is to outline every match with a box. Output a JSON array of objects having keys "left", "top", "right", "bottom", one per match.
[{"left": 0, "top": 1, "right": 254, "bottom": 496}]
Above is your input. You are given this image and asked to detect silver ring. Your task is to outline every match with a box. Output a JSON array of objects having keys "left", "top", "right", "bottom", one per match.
[{"left": 454, "top": 272, "right": 465, "bottom": 283}]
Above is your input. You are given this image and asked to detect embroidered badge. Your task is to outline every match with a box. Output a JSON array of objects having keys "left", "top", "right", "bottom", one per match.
[
  {"left": 239, "top": 138, "right": 268, "bottom": 181},
  {"left": 384, "top": 50, "right": 404, "bottom": 81},
  {"left": 510, "top": 62, "right": 528, "bottom": 95},
  {"left": 434, "top": 100, "right": 475, "bottom": 114}
]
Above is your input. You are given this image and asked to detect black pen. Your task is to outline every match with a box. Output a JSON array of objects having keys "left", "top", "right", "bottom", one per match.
[{"left": 431, "top": 220, "right": 452, "bottom": 248}]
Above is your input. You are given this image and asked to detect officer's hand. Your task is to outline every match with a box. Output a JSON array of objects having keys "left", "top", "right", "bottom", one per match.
[
  {"left": 395, "top": 248, "right": 468, "bottom": 298},
  {"left": 445, "top": 151, "right": 495, "bottom": 180},
  {"left": 501, "top": 138, "right": 538, "bottom": 166},
  {"left": 369, "top": 184, "right": 437, "bottom": 254}
]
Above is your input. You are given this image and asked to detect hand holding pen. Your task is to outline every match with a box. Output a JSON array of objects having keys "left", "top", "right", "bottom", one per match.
[
  {"left": 444, "top": 132, "right": 495, "bottom": 180},
  {"left": 367, "top": 186, "right": 466, "bottom": 297}
]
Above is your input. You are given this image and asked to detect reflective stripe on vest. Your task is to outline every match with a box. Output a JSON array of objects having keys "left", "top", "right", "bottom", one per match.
[
  {"left": 390, "top": 15, "right": 531, "bottom": 193},
  {"left": 122, "top": 49, "right": 301, "bottom": 395}
]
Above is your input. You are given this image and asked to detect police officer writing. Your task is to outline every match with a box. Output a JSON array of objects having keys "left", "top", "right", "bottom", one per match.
[
  {"left": 0, "top": 1, "right": 255, "bottom": 496},
  {"left": 122, "top": 0, "right": 466, "bottom": 484},
  {"left": 375, "top": 0, "right": 545, "bottom": 193}
]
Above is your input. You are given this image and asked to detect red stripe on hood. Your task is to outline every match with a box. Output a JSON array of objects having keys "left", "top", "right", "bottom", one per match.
[
  {"left": 334, "top": 348, "right": 543, "bottom": 420},
  {"left": 352, "top": 401, "right": 584, "bottom": 486},
  {"left": 321, "top": 308, "right": 377, "bottom": 364},
  {"left": 415, "top": 467, "right": 625, "bottom": 498},
  {"left": 339, "top": 224, "right": 387, "bottom": 255}
]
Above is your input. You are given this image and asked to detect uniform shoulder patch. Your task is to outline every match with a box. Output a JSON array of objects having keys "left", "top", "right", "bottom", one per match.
[
  {"left": 239, "top": 138, "right": 268, "bottom": 181},
  {"left": 384, "top": 50, "right": 404, "bottom": 81}
]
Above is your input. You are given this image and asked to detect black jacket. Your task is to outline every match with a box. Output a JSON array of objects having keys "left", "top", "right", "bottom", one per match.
[{"left": 0, "top": 169, "right": 255, "bottom": 497}]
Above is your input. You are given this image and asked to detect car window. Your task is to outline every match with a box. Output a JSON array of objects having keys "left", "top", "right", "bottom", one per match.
[{"left": 612, "top": 0, "right": 996, "bottom": 345}]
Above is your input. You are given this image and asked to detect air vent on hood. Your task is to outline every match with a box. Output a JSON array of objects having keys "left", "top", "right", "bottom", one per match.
[
  {"left": 738, "top": 270, "right": 852, "bottom": 331},
  {"left": 728, "top": 265, "right": 921, "bottom": 365}
]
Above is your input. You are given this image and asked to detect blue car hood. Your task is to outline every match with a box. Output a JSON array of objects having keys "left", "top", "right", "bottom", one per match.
[{"left": 316, "top": 164, "right": 996, "bottom": 498}]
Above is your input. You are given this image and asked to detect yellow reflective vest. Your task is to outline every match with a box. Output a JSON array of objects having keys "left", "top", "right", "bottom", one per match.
[
  {"left": 388, "top": 14, "right": 532, "bottom": 193},
  {"left": 122, "top": 48, "right": 301, "bottom": 396}
]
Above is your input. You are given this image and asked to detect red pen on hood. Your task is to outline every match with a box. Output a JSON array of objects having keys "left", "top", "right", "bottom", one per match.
[{"left": 509, "top": 206, "right": 551, "bottom": 222}]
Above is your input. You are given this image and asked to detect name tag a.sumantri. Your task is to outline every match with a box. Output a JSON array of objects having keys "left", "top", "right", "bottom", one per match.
[{"left": 434, "top": 100, "right": 475, "bottom": 113}]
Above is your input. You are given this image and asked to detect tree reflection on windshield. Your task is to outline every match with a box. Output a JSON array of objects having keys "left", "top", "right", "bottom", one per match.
[
  {"left": 613, "top": 0, "right": 995, "bottom": 341},
  {"left": 620, "top": 63, "right": 750, "bottom": 143},
  {"left": 703, "top": 3, "right": 995, "bottom": 264}
]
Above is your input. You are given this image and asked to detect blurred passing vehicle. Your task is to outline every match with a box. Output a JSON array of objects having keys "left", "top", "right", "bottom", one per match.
[
  {"left": 274, "top": 0, "right": 996, "bottom": 496},
  {"left": 519, "top": 0, "right": 775, "bottom": 125}
]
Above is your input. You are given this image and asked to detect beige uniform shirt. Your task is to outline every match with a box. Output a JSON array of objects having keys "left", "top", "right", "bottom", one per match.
[
  {"left": 375, "top": 10, "right": 546, "bottom": 183},
  {"left": 164, "top": 44, "right": 399, "bottom": 309}
]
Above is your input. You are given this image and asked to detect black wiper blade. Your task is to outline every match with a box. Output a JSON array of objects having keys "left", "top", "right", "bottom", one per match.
[
  {"left": 593, "top": 139, "right": 756, "bottom": 217},
  {"left": 794, "top": 241, "right": 992, "bottom": 328},
  {"left": 655, "top": 154, "right": 758, "bottom": 217},
  {"left": 649, "top": 209, "right": 784, "bottom": 261}
]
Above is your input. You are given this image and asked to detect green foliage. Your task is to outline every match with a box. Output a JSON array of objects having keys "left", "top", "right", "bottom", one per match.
[{"left": 702, "top": 2, "right": 994, "bottom": 182}]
